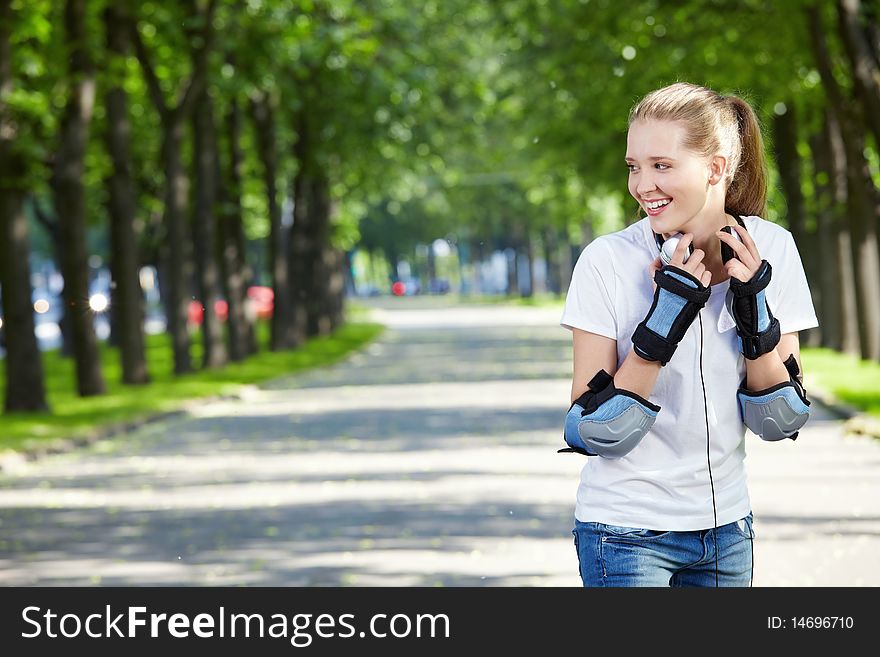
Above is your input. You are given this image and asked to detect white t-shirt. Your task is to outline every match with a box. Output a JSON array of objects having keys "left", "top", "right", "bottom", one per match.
[{"left": 559, "top": 215, "right": 819, "bottom": 530}]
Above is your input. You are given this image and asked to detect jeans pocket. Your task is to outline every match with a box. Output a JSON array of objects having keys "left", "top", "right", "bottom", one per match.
[
  {"left": 733, "top": 512, "right": 754, "bottom": 539},
  {"left": 601, "top": 523, "right": 672, "bottom": 541}
]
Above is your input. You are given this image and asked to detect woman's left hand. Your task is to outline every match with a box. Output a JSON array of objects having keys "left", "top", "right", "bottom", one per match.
[{"left": 716, "top": 224, "right": 763, "bottom": 282}]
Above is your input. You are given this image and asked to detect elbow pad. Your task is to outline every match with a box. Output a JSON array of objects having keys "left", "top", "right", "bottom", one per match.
[
  {"left": 559, "top": 369, "right": 661, "bottom": 459},
  {"left": 737, "top": 354, "right": 811, "bottom": 441}
]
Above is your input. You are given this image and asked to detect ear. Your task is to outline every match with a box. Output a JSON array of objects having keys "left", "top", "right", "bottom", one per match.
[{"left": 707, "top": 154, "right": 728, "bottom": 186}]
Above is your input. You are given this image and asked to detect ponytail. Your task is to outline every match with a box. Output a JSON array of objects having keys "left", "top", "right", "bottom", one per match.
[{"left": 724, "top": 96, "right": 768, "bottom": 217}]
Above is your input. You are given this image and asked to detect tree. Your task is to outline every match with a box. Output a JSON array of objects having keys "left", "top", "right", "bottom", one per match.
[{"left": 51, "top": 0, "right": 106, "bottom": 396}]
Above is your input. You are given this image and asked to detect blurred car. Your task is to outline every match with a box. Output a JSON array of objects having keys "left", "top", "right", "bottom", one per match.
[
  {"left": 247, "top": 285, "right": 274, "bottom": 320},
  {"left": 391, "top": 277, "right": 421, "bottom": 296},
  {"left": 355, "top": 283, "right": 382, "bottom": 297},
  {"left": 428, "top": 277, "right": 450, "bottom": 295}
]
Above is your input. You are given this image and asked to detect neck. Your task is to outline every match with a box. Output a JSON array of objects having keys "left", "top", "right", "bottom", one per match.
[{"left": 664, "top": 207, "right": 737, "bottom": 282}]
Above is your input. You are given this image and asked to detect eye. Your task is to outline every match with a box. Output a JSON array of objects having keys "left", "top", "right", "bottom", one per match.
[
  {"left": 626, "top": 164, "right": 637, "bottom": 172},
  {"left": 655, "top": 163, "right": 669, "bottom": 170}
]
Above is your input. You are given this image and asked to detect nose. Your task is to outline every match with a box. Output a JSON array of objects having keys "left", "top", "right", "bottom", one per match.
[{"left": 635, "top": 171, "right": 658, "bottom": 198}]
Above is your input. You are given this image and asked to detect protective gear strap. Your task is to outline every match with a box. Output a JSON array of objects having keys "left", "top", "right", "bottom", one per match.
[
  {"left": 559, "top": 369, "right": 661, "bottom": 458},
  {"left": 737, "top": 354, "right": 811, "bottom": 441},
  {"left": 631, "top": 265, "right": 711, "bottom": 365}
]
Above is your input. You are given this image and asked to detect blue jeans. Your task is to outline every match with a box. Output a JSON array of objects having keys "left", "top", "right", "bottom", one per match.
[{"left": 572, "top": 511, "right": 754, "bottom": 587}]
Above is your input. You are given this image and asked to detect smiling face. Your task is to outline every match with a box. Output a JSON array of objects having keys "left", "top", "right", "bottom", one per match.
[{"left": 625, "top": 119, "right": 722, "bottom": 237}]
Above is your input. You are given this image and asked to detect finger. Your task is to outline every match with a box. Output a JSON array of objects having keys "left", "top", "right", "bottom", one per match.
[
  {"left": 733, "top": 224, "right": 761, "bottom": 262},
  {"left": 672, "top": 233, "right": 694, "bottom": 265},
  {"left": 716, "top": 230, "right": 756, "bottom": 268},
  {"left": 686, "top": 248, "right": 706, "bottom": 267},
  {"left": 701, "top": 269, "right": 712, "bottom": 287},
  {"left": 691, "top": 263, "right": 706, "bottom": 281},
  {"left": 728, "top": 264, "right": 750, "bottom": 282}
]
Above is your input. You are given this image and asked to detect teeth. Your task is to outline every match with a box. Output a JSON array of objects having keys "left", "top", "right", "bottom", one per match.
[{"left": 647, "top": 199, "right": 671, "bottom": 209}]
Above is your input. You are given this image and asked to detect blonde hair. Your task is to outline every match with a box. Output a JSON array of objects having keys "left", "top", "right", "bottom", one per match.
[{"left": 628, "top": 82, "right": 768, "bottom": 217}]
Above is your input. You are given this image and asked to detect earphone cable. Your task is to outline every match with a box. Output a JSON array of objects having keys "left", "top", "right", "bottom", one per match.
[{"left": 697, "top": 312, "right": 719, "bottom": 587}]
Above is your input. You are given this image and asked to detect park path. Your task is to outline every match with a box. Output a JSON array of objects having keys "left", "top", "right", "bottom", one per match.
[{"left": 0, "top": 297, "right": 877, "bottom": 586}]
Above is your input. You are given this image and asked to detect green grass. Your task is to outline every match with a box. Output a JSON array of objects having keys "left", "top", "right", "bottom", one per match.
[
  {"left": 801, "top": 347, "right": 880, "bottom": 417},
  {"left": 0, "top": 304, "right": 384, "bottom": 454}
]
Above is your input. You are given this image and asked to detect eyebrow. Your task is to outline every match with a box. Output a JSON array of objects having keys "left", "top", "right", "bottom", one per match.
[{"left": 624, "top": 156, "right": 676, "bottom": 162}]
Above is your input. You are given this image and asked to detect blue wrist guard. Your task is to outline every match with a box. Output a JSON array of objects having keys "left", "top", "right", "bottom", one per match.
[
  {"left": 559, "top": 369, "right": 661, "bottom": 459},
  {"left": 631, "top": 265, "right": 711, "bottom": 365}
]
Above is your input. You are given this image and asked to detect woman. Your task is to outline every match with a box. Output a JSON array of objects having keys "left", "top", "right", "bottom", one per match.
[{"left": 559, "top": 82, "right": 818, "bottom": 587}]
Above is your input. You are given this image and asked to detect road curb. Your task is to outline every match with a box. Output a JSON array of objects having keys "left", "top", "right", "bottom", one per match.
[
  {"left": 0, "top": 387, "right": 258, "bottom": 474},
  {"left": 805, "top": 376, "right": 880, "bottom": 440}
]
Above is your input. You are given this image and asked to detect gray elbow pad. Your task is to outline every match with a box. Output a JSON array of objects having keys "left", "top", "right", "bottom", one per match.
[
  {"left": 559, "top": 369, "right": 661, "bottom": 459},
  {"left": 737, "top": 354, "right": 811, "bottom": 441}
]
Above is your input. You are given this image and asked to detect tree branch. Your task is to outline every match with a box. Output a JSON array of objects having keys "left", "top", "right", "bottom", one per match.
[
  {"left": 177, "top": 0, "right": 218, "bottom": 120},
  {"left": 129, "top": 16, "right": 168, "bottom": 119}
]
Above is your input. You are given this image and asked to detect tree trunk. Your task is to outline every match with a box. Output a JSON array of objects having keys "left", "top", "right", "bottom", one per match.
[
  {"left": 810, "top": 117, "right": 843, "bottom": 351},
  {"left": 161, "top": 122, "right": 195, "bottom": 374},
  {"left": 322, "top": 245, "right": 346, "bottom": 332},
  {"left": 824, "top": 105, "right": 861, "bottom": 356},
  {"left": 306, "top": 172, "right": 332, "bottom": 337},
  {"left": 772, "top": 102, "right": 820, "bottom": 347},
  {"left": 0, "top": 5, "right": 49, "bottom": 418},
  {"left": 52, "top": 0, "right": 105, "bottom": 396},
  {"left": 559, "top": 236, "right": 574, "bottom": 294},
  {"left": 0, "top": 191, "right": 49, "bottom": 411},
  {"left": 192, "top": 89, "right": 226, "bottom": 369},
  {"left": 426, "top": 240, "right": 436, "bottom": 287},
  {"left": 288, "top": 109, "right": 317, "bottom": 346},
  {"left": 542, "top": 225, "right": 561, "bottom": 295},
  {"left": 104, "top": 4, "right": 149, "bottom": 385},
  {"left": 524, "top": 232, "right": 535, "bottom": 297},
  {"left": 837, "top": 0, "right": 880, "bottom": 153},
  {"left": 227, "top": 97, "right": 257, "bottom": 354},
  {"left": 343, "top": 248, "right": 356, "bottom": 298},
  {"left": 809, "top": 4, "right": 880, "bottom": 360},
  {"left": 250, "top": 91, "right": 289, "bottom": 351},
  {"left": 130, "top": 0, "right": 217, "bottom": 374}
]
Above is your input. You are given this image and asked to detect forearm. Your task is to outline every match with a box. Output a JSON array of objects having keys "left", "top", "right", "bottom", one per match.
[
  {"left": 743, "top": 349, "right": 790, "bottom": 391},
  {"left": 614, "top": 347, "right": 663, "bottom": 399}
]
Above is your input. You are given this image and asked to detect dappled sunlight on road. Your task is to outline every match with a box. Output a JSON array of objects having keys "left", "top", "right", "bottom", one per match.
[{"left": 0, "top": 301, "right": 877, "bottom": 586}]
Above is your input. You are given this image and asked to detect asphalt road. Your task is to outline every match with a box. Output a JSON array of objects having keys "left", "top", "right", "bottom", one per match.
[{"left": 0, "top": 296, "right": 876, "bottom": 586}]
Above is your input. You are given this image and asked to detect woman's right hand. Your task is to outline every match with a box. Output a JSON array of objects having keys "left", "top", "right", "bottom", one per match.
[
  {"left": 647, "top": 233, "right": 712, "bottom": 292},
  {"left": 634, "top": 233, "right": 713, "bottom": 365}
]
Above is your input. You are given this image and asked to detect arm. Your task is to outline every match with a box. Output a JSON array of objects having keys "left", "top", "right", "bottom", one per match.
[
  {"left": 570, "top": 328, "right": 662, "bottom": 404},
  {"left": 744, "top": 332, "right": 801, "bottom": 391}
]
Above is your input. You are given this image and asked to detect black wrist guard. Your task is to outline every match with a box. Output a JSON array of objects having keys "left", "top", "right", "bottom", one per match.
[{"left": 726, "top": 259, "right": 780, "bottom": 360}]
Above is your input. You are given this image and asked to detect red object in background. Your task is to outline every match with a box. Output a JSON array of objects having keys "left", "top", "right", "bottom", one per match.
[
  {"left": 247, "top": 285, "right": 274, "bottom": 320},
  {"left": 187, "top": 299, "right": 228, "bottom": 325},
  {"left": 391, "top": 281, "right": 406, "bottom": 296},
  {"left": 188, "top": 286, "right": 274, "bottom": 325}
]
